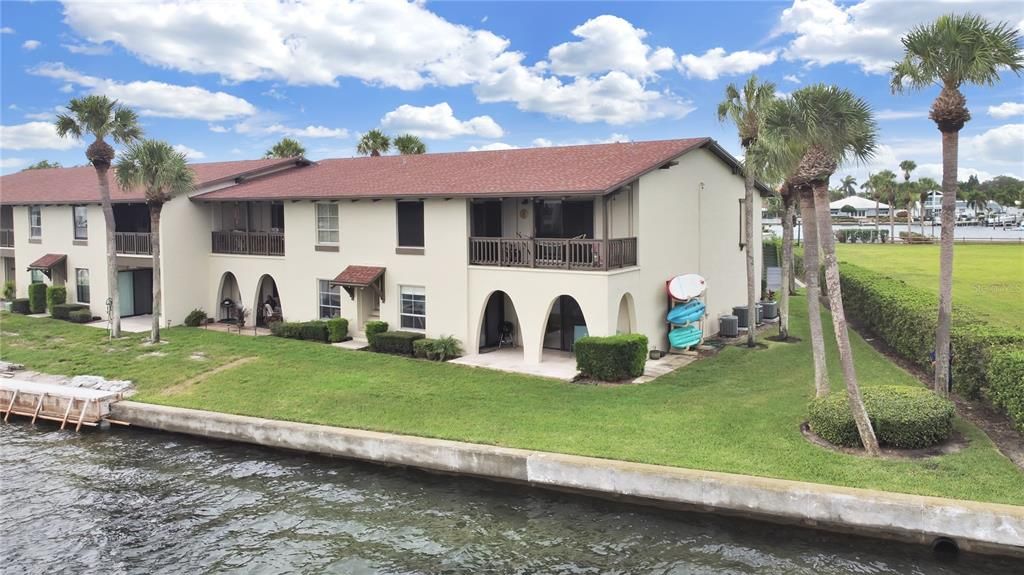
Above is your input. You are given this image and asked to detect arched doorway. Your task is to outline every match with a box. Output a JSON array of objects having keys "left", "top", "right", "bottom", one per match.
[
  {"left": 217, "top": 272, "right": 241, "bottom": 321},
  {"left": 477, "top": 290, "right": 522, "bottom": 354},
  {"left": 542, "top": 295, "right": 588, "bottom": 354},
  {"left": 253, "top": 274, "right": 282, "bottom": 326},
  {"left": 616, "top": 293, "right": 636, "bottom": 334}
]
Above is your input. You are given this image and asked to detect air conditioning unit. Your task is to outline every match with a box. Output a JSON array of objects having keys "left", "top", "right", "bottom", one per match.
[{"left": 720, "top": 314, "right": 739, "bottom": 338}]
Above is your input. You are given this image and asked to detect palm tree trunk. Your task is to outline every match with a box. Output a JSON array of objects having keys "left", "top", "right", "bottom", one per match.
[
  {"left": 812, "top": 181, "right": 880, "bottom": 455},
  {"left": 779, "top": 194, "right": 794, "bottom": 339},
  {"left": 906, "top": 200, "right": 913, "bottom": 243},
  {"left": 889, "top": 192, "right": 895, "bottom": 243},
  {"left": 799, "top": 188, "right": 829, "bottom": 397},
  {"left": 149, "top": 204, "right": 162, "bottom": 343},
  {"left": 95, "top": 164, "right": 120, "bottom": 338},
  {"left": 874, "top": 197, "right": 880, "bottom": 241},
  {"left": 934, "top": 130, "right": 957, "bottom": 396},
  {"left": 744, "top": 168, "right": 757, "bottom": 347}
]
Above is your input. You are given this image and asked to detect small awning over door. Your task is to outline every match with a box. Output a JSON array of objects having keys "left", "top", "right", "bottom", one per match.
[
  {"left": 27, "top": 253, "right": 66, "bottom": 278},
  {"left": 330, "top": 265, "right": 385, "bottom": 301}
]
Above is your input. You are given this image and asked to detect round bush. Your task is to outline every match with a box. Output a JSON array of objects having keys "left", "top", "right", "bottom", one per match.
[{"left": 808, "top": 386, "right": 955, "bottom": 449}]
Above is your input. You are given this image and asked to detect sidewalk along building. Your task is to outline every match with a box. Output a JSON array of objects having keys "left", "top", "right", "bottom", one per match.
[{"left": 0, "top": 138, "right": 766, "bottom": 363}]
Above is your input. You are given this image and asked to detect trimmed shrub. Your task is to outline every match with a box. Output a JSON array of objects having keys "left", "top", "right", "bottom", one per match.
[
  {"left": 987, "top": 346, "right": 1024, "bottom": 433},
  {"left": 184, "top": 308, "right": 208, "bottom": 327},
  {"left": 270, "top": 321, "right": 302, "bottom": 339},
  {"left": 413, "top": 335, "right": 463, "bottom": 361},
  {"left": 808, "top": 386, "right": 955, "bottom": 449},
  {"left": 10, "top": 298, "right": 30, "bottom": 314},
  {"left": 299, "top": 321, "right": 329, "bottom": 342},
  {"left": 413, "top": 338, "right": 434, "bottom": 359},
  {"left": 28, "top": 283, "right": 47, "bottom": 313},
  {"left": 51, "top": 303, "right": 88, "bottom": 320},
  {"left": 68, "top": 309, "right": 94, "bottom": 323},
  {"left": 575, "top": 333, "right": 649, "bottom": 382},
  {"left": 373, "top": 330, "right": 424, "bottom": 356},
  {"left": 327, "top": 317, "right": 349, "bottom": 343},
  {"left": 365, "top": 320, "right": 388, "bottom": 349},
  {"left": 46, "top": 285, "right": 67, "bottom": 313},
  {"left": 2, "top": 280, "right": 14, "bottom": 301}
]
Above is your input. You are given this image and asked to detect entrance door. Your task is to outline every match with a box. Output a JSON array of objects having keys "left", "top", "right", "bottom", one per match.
[
  {"left": 133, "top": 269, "right": 153, "bottom": 315},
  {"left": 118, "top": 271, "right": 135, "bottom": 317},
  {"left": 544, "top": 296, "right": 587, "bottom": 351},
  {"left": 356, "top": 287, "right": 380, "bottom": 334},
  {"left": 481, "top": 293, "right": 504, "bottom": 348}
]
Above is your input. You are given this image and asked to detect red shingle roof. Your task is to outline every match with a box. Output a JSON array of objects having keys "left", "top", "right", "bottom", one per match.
[
  {"left": 0, "top": 158, "right": 302, "bottom": 205},
  {"left": 196, "top": 138, "right": 713, "bottom": 201},
  {"left": 331, "top": 265, "right": 385, "bottom": 287},
  {"left": 27, "top": 253, "right": 66, "bottom": 270}
]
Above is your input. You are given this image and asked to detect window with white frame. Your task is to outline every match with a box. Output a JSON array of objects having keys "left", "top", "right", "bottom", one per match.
[
  {"left": 29, "top": 206, "right": 42, "bottom": 238},
  {"left": 30, "top": 269, "right": 44, "bottom": 284},
  {"left": 76, "top": 268, "right": 90, "bottom": 303},
  {"left": 73, "top": 206, "right": 88, "bottom": 240},
  {"left": 399, "top": 285, "right": 426, "bottom": 330},
  {"left": 316, "top": 202, "right": 339, "bottom": 244},
  {"left": 318, "top": 279, "right": 341, "bottom": 318}
]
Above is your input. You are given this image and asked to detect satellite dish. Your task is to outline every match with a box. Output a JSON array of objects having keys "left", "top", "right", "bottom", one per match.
[{"left": 668, "top": 274, "right": 706, "bottom": 301}]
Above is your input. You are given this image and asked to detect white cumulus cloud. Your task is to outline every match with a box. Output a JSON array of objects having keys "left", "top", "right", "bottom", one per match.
[
  {"left": 1, "top": 27, "right": 14, "bottom": 34},
  {"left": 380, "top": 102, "right": 503, "bottom": 139},
  {"left": 677, "top": 48, "right": 778, "bottom": 81},
  {"left": 468, "top": 142, "right": 518, "bottom": 151},
  {"left": 267, "top": 124, "right": 349, "bottom": 139},
  {"left": 22, "top": 40, "right": 41, "bottom": 50},
  {"left": 0, "top": 122, "right": 81, "bottom": 151},
  {"left": 172, "top": 144, "right": 206, "bottom": 160},
  {"left": 547, "top": 15, "right": 674, "bottom": 78},
  {"left": 968, "top": 124, "right": 1024, "bottom": 165},
  {"left": 988, "top": 102, "right": 1024, "bottom": 119}
]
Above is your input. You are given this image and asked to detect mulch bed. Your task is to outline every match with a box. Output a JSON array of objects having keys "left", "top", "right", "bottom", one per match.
[{"left": 800, "top": 421, "right": 969, "bottom": 460}]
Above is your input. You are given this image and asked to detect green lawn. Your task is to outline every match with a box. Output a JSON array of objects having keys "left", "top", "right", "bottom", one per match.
[
  {"left": 836, "top": 243, "right": 1024, "bottom": 329},
  {"left": 2, "top": 299, "right": 1021, "bottom": 506}
]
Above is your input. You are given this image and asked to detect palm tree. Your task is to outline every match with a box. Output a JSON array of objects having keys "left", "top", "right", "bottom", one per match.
[
  {"left": 55, "top": 95, "right": 143, "bottom": 338},
  {"left": 892, "top": 14, "right": 1023, "bottom": 394},
  {"left": 115, "top": 141, "right": 195, "bottom": 343},
  {"left": 357, "top": 129, "right": 391, "bottom": 157},
  {"left": 917, "top": 176, "right": 940, "bottom": 235},
  {"left": 839, "top": 175, "right": 857, "bottom": 197},
  {"left": 902, "top": 180, "right": 917, "bottom": 237},
  {"left": 899, "top": 160, "right": 918, "bottom": 238},
  {"left": 873, "top": 170, "right": 897, "bottom": 239},
  {"left": 766, "top": 84, "right": 881, "bottom": 455},
  {"left": 394, "top": 134, "right": 427, "bottom": 155},
  {"left": 965, "top": 188, "right": 989, "bottom": 220},
  {"left": 717, "top": 74, "right": 777, "bottom": 348},
  {"left": 264, "top": 137, "right": 305, "bottom": 159}
]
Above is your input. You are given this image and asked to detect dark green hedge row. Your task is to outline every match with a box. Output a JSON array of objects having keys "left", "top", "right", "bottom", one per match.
[
  {"left": 10, "top": 298, "right": 30, "bottom": 314},
  {"left": 838, "top": 262, "right": 1024, "bottom": 430},
  {"left": 326, "top": 317, "right": 349, "bottom": 343},
  {"left": 46, "top": 285, "right": 67, "bottom": 313},
  {"left": 808, "top": 386, "right": 955, "bottom": 449},
  {"left": 373, "top": 331, "right": 425, "bottom": 356},
  {"left": 69, "top": 309, "right": 94, "bottom": 323},
  {"left": 51, "top": 303, "right": 88, "bottom": 320},
  {"left": 28, "top": 283, "right": 46, "bottom": 314},
  {"left": 365, "top": 320, "right": 388, "bottom": 348},
  {"left": 271, "top": 320, "right": 330, "bottom": 342},
  {"left": 575, "top": 333, "right": 648, "bottom": 381},
  {"left": 988, "top": 346, "right": 1024, "bottom": 433}
]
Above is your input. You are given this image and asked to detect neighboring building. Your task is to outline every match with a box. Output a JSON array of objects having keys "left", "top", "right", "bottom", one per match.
[
  {"left": 829, "top": 196, "right": 889, "bottom": 218},
  {"left": 0, "top": 138, "right": 765, "bottom": 364}
]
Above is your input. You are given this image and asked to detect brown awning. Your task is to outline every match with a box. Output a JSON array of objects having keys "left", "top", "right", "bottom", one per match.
[
  {"left": 27, "top": 253, "right": 66, "bottom": 270},
  {"left": 331, "top": 265, "right": 385, "bottom": 301}
]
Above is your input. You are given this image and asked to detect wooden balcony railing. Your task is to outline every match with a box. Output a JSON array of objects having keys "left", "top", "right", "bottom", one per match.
[
  {"left": 469, "top": 237, "right": 637, "bottom": 271},
  {"left": 0, "top": 229, "right": 12, "bottom": 248},
  {"left": 211, "top": 230, "right": 285, "bottom": 256},
  {"left": 115, "top": 232, "right": 152, "bottom": 255}
]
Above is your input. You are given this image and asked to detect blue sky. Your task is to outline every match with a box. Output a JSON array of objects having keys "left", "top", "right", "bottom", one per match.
[{"left": 2, "top": 0, "right": 1022, "bottom": 183}]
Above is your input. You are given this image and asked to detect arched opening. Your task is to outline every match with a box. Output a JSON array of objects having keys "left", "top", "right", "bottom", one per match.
[
  {"left": 216, "top": 272, "right": 242, "bottom": 322},
  {"left": 542, "top": 295, "right": 588, "bottom": 356},
  {"left": 253, "top": 274, "right": 282, "bottom": 326},
  {"left": 477, "top": 290, "right": 522, "bottom": 355},
  {"left": 616, "top": 292, "right": 636, "bottom": 334}
]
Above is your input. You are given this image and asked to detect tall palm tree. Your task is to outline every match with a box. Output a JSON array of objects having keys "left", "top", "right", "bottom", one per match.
[
  {"left": 891, "top": 13, "right": 1023, "bottom": 395},
  {"left": 394, "top": 134, "right": 427, "bottom": 155},
  {"left": 873, "top": 170, "right": 898, "bottom": 240},
  {"left": 965, "top": 188, "right": 989, "bottom": 220},
  {"left": 265, "top": 137, "right": 305, "bottom": 159},
  {"left": 766, "top": 84, "right": 881, "bottom": 455},
  {"left": 717, "top": 74, "right": 777, "bottom": 348},
  {"left": 55, "top": 96, "right": 143, "bottom": 338},
  {"left": 115, "top": 141, "right": 195, "bottom": 343},
  {"left": 917, "top": 176, "right": 940, "bottom": 235},
  {"left": 357, "top": 129, "right": 391, "bottom": 157},
  {"left": 839, "top": 175, "right": 857, "bottom": 197},
  {"left": 902, "top": 180, "right": 917, "bottom": 237},
  {"left": 899, "top": 160, "right": 918, "bottom": 238}
]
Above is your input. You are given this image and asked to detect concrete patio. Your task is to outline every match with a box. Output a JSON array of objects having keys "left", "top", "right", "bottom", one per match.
[
  {"left": 451, "top": 347, "right": 699, "bottom": 382},
  {"left": 84, "top": 314, "right": 154, "bottom": 333}
]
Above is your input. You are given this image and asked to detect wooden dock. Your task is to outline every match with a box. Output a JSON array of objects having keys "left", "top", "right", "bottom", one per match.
[{"left": 0, "top": 379, "right": 121, "bottom": 430}]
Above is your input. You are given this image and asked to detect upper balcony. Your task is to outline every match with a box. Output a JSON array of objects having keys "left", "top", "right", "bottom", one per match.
[
  {"left": 209, "top": 201, "right": 285, "bottom": 257},
  {"left": 114, "top": 204, "right": 152, "bottom": 256},
  {"left": 1, "top": 206, "right": 12, "bottom": 248},
  {"left": 467, "top": 196, "right": 637, "bottom": 272}
]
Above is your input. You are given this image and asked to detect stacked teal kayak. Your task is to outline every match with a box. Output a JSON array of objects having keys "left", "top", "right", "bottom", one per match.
[
  {"left": 666, "top": 300, "right": 705, "bottom": 324},
  {"left": 667, "top": 299, "right": 705, "bottom": 349},
  {"left": 668, "top": 324, "right": 703, "bottom": 348}
]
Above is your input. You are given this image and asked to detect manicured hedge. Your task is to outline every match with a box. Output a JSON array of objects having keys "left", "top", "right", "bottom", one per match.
[
  {"left": 808, "top": 386, "right": 955, "bottom": 449},
  {"left": 365, "top": 320, "right": 388, "bottom": 348},
  {"left": 327, "top": 317, "right": 349, "bottom": 343},
  {"left": 184, "top": 309, "right": 207, "bottom": 327},
  {"left": 10, "top": 298, "right": 30, "bottom": 314},
  {"left": 28, "top": 283, "right": 47, "bottom": 314},
  {"left": 373, "top": 330, "right": 424, "bottom": 356},
  {"left": 68, "top": 309, "right": 94, "bottom": 323},
  {"left": 413, "top": 335, "right": 463, "bottom": 361},
  {"left": 575, "top": 333, "right": 649, "bottom": 382},
  {"left": 270, "top": 320, "right": 329, "bottom": 343},
  {"left": 51, "top": 303, "right": 88, "bottom": 320},
  {"left": 987, "top": 346, "right": 1024, "bottom": 433},
  {"left": 46, "top": 285, "right": 67, "bottom": 313}
]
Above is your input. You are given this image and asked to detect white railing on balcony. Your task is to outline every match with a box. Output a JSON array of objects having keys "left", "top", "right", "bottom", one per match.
[
  {"left": 211, "top": 230, "right": 285, "bottom": 256},
  {"left": 469, "top": 237, "right": 637, "bottom": 270},
  {"left": 115, "top": 232, "right": 152, "bottom": 255}
]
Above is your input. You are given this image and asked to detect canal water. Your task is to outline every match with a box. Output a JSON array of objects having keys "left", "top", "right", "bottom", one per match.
[{"left": 1, "top": 422, "right": 1018, "bottom": 574}]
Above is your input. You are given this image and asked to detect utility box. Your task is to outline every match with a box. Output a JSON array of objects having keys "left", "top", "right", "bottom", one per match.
[{"left": 720, "top": 314, "right": 739, "bottom": 337}]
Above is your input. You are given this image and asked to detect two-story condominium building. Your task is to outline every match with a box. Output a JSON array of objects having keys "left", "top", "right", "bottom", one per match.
[{"left": 1, "top": 138, "right": 764, "bottom": 365}]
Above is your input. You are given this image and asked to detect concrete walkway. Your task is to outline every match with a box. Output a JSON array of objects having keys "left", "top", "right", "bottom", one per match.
[
  {"left": 332, "top": 338, "right": 369, "bottom": 351},
  {"left": 451, "top": 348, "right": 578, "bottom": 380},
  {"left": 84, "top": 314, "right": 153, "bottom": 333}
]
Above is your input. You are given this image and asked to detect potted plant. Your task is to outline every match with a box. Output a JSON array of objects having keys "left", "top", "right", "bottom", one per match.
[
  {"left": 235, "top": 305, "right": 250, "bottom": 333},
  {"left": 0, "top": 280, "right": 14, "bottom": 311},
  {"left": 760, "top": 289, "right": 778, "bottom": 320}
]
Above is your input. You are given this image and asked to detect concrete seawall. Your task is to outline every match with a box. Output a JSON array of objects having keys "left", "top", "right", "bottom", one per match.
[{"left": 111, "top": 401, "right": 1024, "bottom": 558}]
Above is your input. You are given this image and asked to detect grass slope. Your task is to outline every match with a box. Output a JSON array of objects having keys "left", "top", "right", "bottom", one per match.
[
  {"left": 836, "top": 243, "right": 1023, "bottom": 329},
  {"left": 2, "top": 299, "right": 1021, "bottom": 505}
]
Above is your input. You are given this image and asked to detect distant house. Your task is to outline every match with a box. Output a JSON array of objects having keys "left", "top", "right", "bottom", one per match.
[
  {"left": 829, "top": 196, "right": 889, "bottom": 218},
  {"left": 1, "top": 138, "right": 767, "bottom": 363}
]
